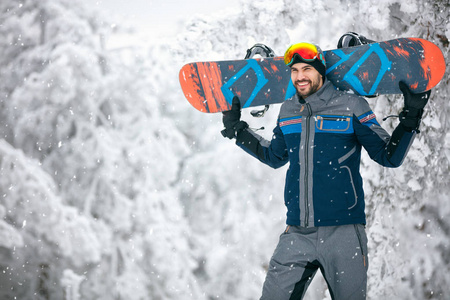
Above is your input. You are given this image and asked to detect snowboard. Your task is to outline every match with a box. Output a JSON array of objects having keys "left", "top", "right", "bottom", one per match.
[{"left": 179, "top": 38, "right": 445, "bottom": 114}]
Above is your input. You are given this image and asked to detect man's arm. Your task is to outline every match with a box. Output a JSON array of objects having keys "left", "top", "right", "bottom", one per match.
[
  {"left": 354, "top": 83, "right": 431, "bottom": 168},
  {"left": 236, "top": 125, "right": 289, "bottom": 169},
  {"left": 354, "top": 113, "right": 416, "bottom": 168},
  {"left": 222, "top": 97, "right": 288, "bottom": 169}
]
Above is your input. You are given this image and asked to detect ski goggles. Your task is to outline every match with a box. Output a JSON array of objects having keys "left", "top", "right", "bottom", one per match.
[{"left": 284, "top": 42, "right": 326, "bottom": 67}]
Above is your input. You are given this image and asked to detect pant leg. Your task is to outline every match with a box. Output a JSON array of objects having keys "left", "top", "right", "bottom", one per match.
[
  {"left": 260, "top": 226, "right": 320, "bottom": 300},
  {"left": 318, "top": 224, "right": 369, "bottom": 300}
]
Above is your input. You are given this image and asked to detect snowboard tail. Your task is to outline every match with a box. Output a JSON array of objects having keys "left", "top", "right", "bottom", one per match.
[{"left": 180, "top": 62, "right": 228, "bottom": 113}]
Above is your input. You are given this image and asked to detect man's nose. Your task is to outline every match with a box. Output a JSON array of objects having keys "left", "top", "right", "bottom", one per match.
[{"left": 293, "top": 71, "right": 305, "bottom": 81}]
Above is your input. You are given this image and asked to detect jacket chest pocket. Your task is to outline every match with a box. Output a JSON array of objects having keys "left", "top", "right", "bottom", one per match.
[{"left": 316, "top": 115, "right": 352, "bottom": 133}]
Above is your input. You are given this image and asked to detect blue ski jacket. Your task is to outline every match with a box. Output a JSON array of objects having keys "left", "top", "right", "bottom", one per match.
[{"left": 236, "top": 80, "right": 416, "bottom": 227}]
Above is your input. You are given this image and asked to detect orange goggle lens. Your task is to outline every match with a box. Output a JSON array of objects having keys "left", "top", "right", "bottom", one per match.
[{"left": 284, "top": 43, "right": 322, "bottom": 66}]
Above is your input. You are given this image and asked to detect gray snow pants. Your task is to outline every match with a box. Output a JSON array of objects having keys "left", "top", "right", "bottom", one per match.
[{"left": 260, "top": 224, "right": 368, "bottom": 300}]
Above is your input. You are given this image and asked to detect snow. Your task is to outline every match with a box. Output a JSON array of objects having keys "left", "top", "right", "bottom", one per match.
[{"left": 0, "top": 0, "right": 449, "bottom": 299}]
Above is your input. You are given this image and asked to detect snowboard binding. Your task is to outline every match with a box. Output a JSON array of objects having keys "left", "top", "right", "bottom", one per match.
[
  {"left": 337, "top": 32, "right": 376, "bottom": 48},
  {"left": 338, "top": 32, "right": 378, "bottom": 99},
  {"left": 245, "top": 43, "right": 276, "bottom": 59},
  {"left": 245, "top": 44, "right": 276, "bottom": 118}
]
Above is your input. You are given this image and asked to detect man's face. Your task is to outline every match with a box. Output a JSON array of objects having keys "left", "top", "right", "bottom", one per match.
[{"left": 290, "top": 62, "right": 324, "bottom": 99}]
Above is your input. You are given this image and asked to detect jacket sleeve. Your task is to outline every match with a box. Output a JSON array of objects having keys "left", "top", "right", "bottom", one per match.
[
  {"left": 235, "top": 123, "right": 289, "bottom": 169},
  {"left": 353, "top": 105, "right": 416, "bottom": 168}
]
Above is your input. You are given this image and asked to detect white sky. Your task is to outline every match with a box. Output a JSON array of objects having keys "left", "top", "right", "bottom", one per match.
[{"left": 97, "top": 0, "right": 241, "bottom": 43}]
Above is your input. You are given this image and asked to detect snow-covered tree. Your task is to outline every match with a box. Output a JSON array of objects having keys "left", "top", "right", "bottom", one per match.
[{"left": 0, "top": 0, "right": 201, "bottom": 299}]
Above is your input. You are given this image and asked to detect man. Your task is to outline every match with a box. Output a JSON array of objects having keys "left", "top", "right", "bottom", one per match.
[{"left": 222, "top": 42, "right": 431, "bottom": 299}]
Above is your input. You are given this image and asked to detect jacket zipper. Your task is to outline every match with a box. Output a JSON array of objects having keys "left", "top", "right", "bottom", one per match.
[{"left": 303, "top": 103, "right": 313, "bottom": 227}]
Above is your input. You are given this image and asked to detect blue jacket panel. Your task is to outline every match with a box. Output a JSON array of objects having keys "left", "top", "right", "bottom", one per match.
[{"left": 236, "top": 80, "right": 416, "bottom": 227}]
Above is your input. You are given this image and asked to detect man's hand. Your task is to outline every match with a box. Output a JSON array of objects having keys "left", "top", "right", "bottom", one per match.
[
  {"left": 221, "top": 97, "right": 248, "bottom": 139},
  {"left": 398, "top": 82, "right": 431, "bottom": 132},
  {"left": 399, "top": 81, "right": 431, "bottom": 110}
]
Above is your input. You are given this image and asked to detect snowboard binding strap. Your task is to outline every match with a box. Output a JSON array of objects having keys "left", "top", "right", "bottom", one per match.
[
  {"left": 245, "top": 43, "right": 275, "bottom": 59},
  {"left": 337, "top": 32, "right": 375, "bottom": 48}
]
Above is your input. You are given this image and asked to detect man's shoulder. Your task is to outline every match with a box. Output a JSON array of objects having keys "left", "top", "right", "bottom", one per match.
[
  {"left": 332, "top": 89, "right": 372, "bottom": 112},
  {"left": 330, "top": 86, "right": 363, "bottom": 101},
  {"left": 279, "top": 94, "right": 302, "bottom": 111}
]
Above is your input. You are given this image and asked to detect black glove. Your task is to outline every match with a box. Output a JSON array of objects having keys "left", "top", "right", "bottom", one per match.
[
  {"left": 221, "top": 96, "right": 248, "bottom": 139},
  {"left": 398, "top": 82, "right": 431, "bottom": 132}
]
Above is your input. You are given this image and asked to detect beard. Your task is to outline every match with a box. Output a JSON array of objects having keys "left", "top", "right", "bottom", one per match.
[{"left": 295, "top": 78, "right": 322, "bottom": 99}]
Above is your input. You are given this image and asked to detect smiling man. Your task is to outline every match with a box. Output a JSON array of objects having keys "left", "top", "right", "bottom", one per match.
[
  {"left": 288, "top": 43, "right": 326, "bottom": 99},
  {"left": 221, "top": 41, "right": 431, "bottom": 299}
]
